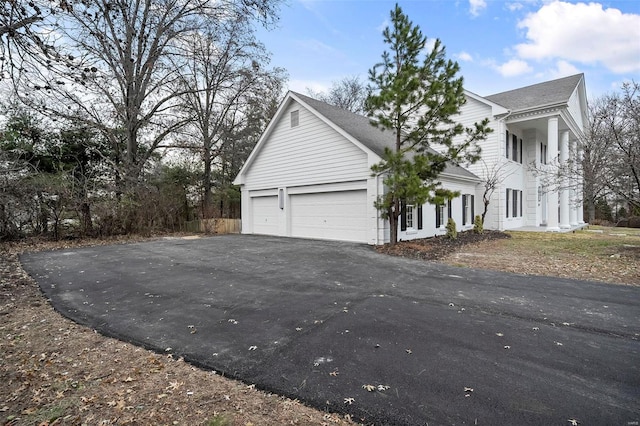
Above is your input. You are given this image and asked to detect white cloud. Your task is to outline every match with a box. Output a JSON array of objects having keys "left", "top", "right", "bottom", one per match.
[
  {"left": 469, "top": 0, "right": 487, "bottom": 17},
  {"left": 376, "top": 19, "right": 389, "bottom": 33},
  {"left": 457, "top": 51, "right": 474, "bottom": 62},
  {"left": 469, "top": 0, "right": 488, "bottom": 17},
  {"left": 506, "top": 2, "right": 523, "bottom": 12},
  {"left": 515, "top": 1, "right": 640, "bottom": 74},
  {"left": 548, "top": 60, "right": 581, "bottom": 79},
  {"left": 493, "top": 59, "right": 533, "bottom": 77},
  {"left": 288, "top": 79, "right": 330, "bottom": 94}
]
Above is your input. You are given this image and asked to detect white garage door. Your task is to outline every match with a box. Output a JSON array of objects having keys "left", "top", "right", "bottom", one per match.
[
  {"left": 251, "top": 196, "right": 279, "bottom": 235},
  {"left": 290, "top": 190, "right": 368, "bottom": 243}
]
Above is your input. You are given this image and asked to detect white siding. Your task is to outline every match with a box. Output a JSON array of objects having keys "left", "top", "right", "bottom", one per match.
[
  {"left": 243, "top": 100, "right": 370, "bottom": 190},
  {"left": 398, "top": 178, "right": 479, "bottom": 241},
  {"left": 567, "top": 88, "right": 585, "bottom": 131}
]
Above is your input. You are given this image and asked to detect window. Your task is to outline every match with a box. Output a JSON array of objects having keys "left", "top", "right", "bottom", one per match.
[
  {"left": 520, "top": 191, "right": 523, "bottom": 218},
  {"left": 512, "top": 134, "right": 518, "bottom": 162},
  {"left": 540, "top": 143, "right": 547, "bottom": 164},
  {"left": 406, "top": 205, "right": 414, "bottom": 229},
  {"left": 506, "top": 188, "right": 523, "bottom": 218},
  {"left": 290, "top": 110, "right": 299, "bottom": 127},
  {"left": 401, "top": 202, "right": 422, "bottom": 231},
  {"left": 436, "top": 204, "right": 445, "bottom": 228},
  {"left": 436, "top": 200, "right": 452, "bottom": 228},
  {"left": 462, "top": 194, "right": 475, "bottom": 225}
]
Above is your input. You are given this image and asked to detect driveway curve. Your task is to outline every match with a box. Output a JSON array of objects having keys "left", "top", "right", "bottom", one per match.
[{"left": 21, "top": 235, "right": 640, "bottom": 425}]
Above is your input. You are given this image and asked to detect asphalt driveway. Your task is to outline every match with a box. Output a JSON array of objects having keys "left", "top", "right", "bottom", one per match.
[{"left": 21, "top": 235, "right": 640, "bottom": 425}]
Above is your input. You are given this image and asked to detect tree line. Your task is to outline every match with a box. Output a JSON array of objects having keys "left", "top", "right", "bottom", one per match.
[{"left": 1, "top": 0, "right": 285, "bottom": 240}]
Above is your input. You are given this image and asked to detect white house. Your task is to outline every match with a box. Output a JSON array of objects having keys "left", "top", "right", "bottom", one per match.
[{"left": 233, "top": 74, "right": 588, "bottom": 244}]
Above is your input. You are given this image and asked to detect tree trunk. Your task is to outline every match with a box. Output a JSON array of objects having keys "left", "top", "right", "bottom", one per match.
[
  {"left": 81, "top": 201, "right": 93, "bottom": 236},
  {"left": 202, "top": 148, "right": 213, "bottom": 218},
  {"left": 388, "top": 200, "right": 398, "bottom": 246}
]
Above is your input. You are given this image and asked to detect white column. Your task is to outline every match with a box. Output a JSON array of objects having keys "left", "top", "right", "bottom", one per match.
[
  {"left": 577, "top": 145, "right": 585, "bottom": 224},
  {"left": 547, "top": 117, "right": 560, "bottom": 231},
  {"left": 560, "top": 130, "right": 571, "bottom": 229},
  {"left": 569, "top": 139, "right": 579, "bottom": 226}
]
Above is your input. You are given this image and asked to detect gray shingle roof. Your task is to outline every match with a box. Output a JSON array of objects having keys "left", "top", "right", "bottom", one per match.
[
  {"left": 291, "top": 91, "right": 479, "bottom": 181},
  {"left": 485, "top": 74, "right": 583, "bottom": 111}
]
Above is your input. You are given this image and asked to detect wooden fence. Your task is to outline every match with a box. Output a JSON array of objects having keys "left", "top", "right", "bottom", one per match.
[{"left": 183, "top": 218, "right": 241, "bottom": 234}]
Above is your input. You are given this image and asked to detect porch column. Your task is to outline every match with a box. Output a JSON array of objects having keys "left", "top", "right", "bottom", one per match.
[
  {"left": 577, "top": 144, "right": 585, "bottom": 224},
  {"left": 560, "top": 130, "right": 571, "bottom": 229},
  {"left": 569, "top": 138, "right": 579, "bottom": 226},
  {"left": 547, "top": 117, "right": 560, "bottom": 231}
]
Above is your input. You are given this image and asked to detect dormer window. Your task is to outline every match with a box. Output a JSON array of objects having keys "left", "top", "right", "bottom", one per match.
[{"left": 290, "top": 110, "right": 299, "bottom": 127}]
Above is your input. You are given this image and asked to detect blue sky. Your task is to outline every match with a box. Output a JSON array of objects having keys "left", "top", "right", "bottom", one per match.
[{"left": 256, "top": 0, "right": 640, "bottom": 99}]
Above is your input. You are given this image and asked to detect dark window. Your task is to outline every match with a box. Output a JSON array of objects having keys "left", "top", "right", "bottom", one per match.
[
  {"left": 506, "top": 189, "right": 511, "bottom": 218},
  {"left": 519, "top": 191, "right": 523, "bottom": 218},
  {"left": 512, "top": 134, "right": 518, "bottom": 162},
  {"left": 471, "top": 195, "right": 475, "bottom": 222},
  {"left": 519, "top": 138, "right": 523, "bottom": 163},
  {"left": 513, "top": 190, "right": 518, "bottom": 218}
]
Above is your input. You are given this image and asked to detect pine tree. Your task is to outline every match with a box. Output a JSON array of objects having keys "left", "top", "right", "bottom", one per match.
[{"left": 367, "top": 4, "right": 492, "bottom": 245}]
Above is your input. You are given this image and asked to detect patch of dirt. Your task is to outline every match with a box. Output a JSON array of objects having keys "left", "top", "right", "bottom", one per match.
[
  {"left": 1, "top": 236, "right": 356, "bottom": 426},
  {"left": 376, "top": 230, "right": 511, "bottom": 261}
]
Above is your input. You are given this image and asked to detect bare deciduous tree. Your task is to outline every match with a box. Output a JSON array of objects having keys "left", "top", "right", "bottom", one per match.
[
  {"left": 307, "top": 76, "right": 368, "bottom": 114},
  {"left": 478, "top": 160, "right": 516, "bottom": 224},
  {"left": 9, "top": 0, "right": 281, "bottom": 190},
  {"left": 176, "top": 15, "right": 286, "bottom": 217}
]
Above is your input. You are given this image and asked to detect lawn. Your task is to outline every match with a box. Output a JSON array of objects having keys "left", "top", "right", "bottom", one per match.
[{"left": 440, "top": 226, "right": 640, "bottom": 285}]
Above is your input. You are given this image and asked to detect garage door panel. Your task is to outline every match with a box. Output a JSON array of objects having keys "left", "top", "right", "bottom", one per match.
[
  {"left": 251, "top": 196, "right": 279, "bottom": 235},
  {"left": 290, "top": 190, "right": 367, "bottom": 243}
]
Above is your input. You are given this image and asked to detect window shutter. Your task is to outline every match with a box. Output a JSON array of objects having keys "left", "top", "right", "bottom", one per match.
[
  {"left": 447, "top": 200, "right": 452, "bottom": 219},
  {"left": 505, "top": 130, "right": 510, "bottom": 158},
  {"left": 435, "top": 205, "right": 441, "bottom": 228},
  {"left": 506, "top": 189, "right": 510, "bottom": 218},
  {"left": 471, "top": 195, "right": 475, "bottom": 221},
  {"left": 400, "top": 199, "right": 407, "bottom": 231},
  {"left": 519, "top": 138, "right": 523, "bottom": 163},
  {"left": 417, "top": 205, "right": 423, "bottom": 230}
]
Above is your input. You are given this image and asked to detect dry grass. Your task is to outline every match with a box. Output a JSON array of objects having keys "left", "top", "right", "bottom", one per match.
[{"left": 441, "top": 226, "right": 640, "bottom": 285}]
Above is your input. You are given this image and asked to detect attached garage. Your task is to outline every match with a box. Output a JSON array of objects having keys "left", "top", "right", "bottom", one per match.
[
  {"left": 251, "top": 195, "right": 278, "bottom": 236},
  {"left": 289, "top": 190, "right": 368, "bottom": 243}
]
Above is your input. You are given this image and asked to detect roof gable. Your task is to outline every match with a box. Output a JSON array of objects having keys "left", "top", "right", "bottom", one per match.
[
  {"left": 485, "top": 74, "right": 584, "bottom": 112},
  {"left": 235, "top": 91, "right": 481, "bottom": 184}
]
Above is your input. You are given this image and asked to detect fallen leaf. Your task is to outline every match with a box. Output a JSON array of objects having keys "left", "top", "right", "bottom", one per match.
[
  {"left": 343, "top": 397, "right": 355, "bottom": 405},
  {"left": 362, "top": 384, "right": 375, "bottom": 392}
]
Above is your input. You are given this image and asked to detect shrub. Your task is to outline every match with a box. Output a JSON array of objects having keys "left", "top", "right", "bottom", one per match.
[
  {"left": 473, "top": 215, "right": 483, "bottom": 234},
  {"left": 446, "top": 217, "right": 457, "bottom": 239}
]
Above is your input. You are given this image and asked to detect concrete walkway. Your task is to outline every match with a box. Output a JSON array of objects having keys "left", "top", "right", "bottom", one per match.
[{"left": 21, "top": 235, "right": 640, "bottom": 425}]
